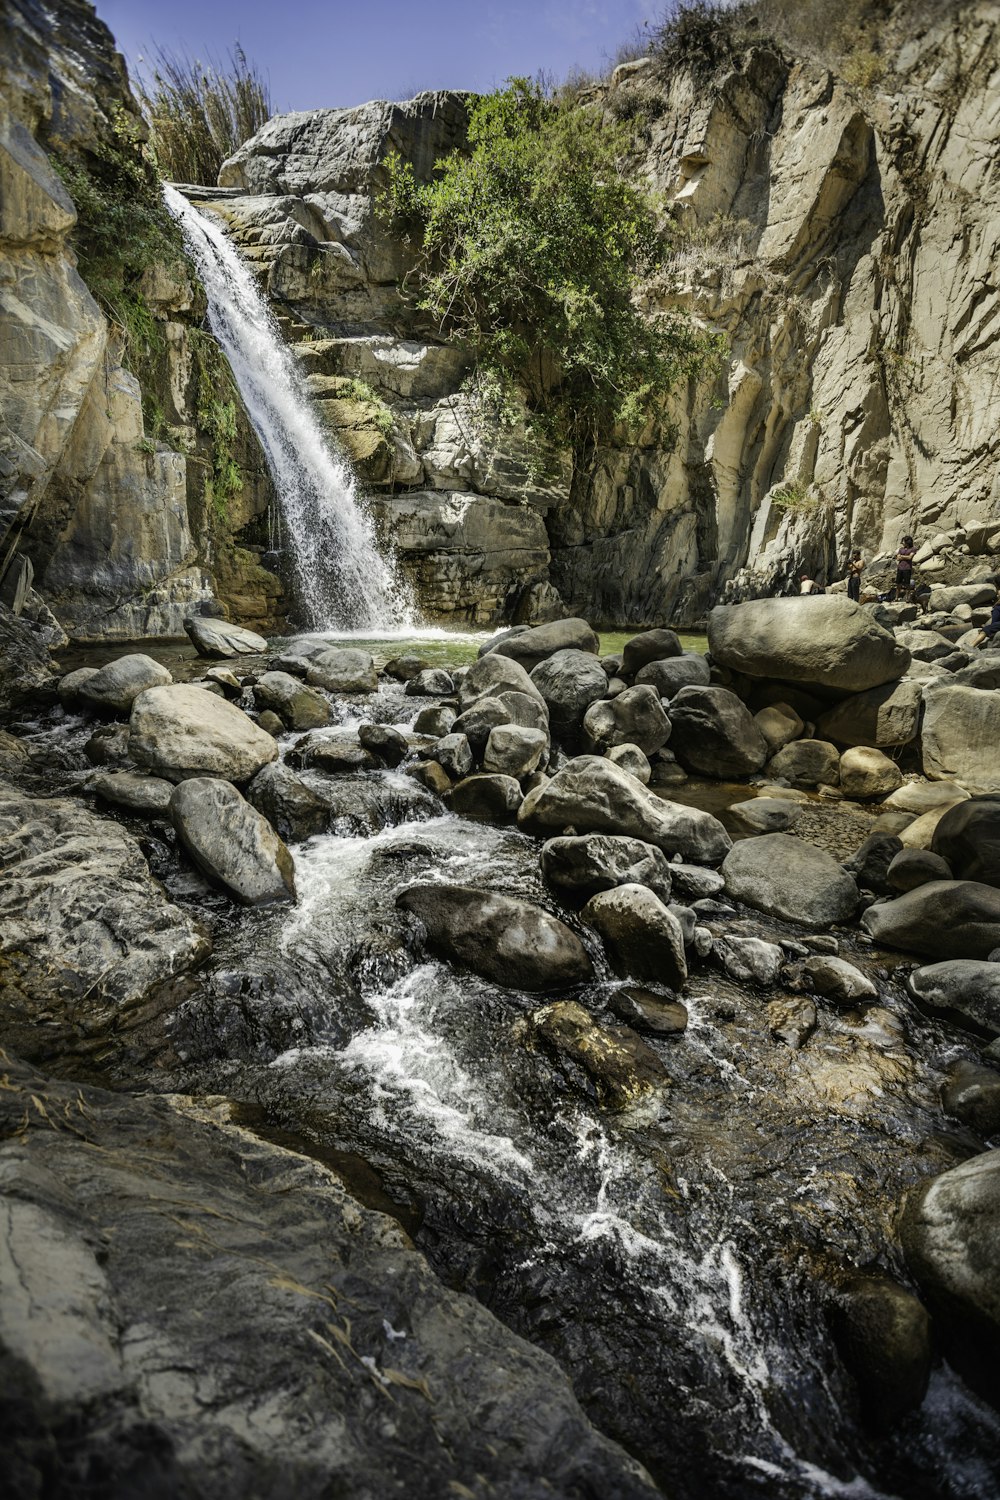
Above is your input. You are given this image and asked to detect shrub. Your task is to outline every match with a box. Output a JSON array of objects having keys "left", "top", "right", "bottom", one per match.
[
  {"left": 651, "top": 1, "right": 752, "bottom": 79},
  {"left": 378, "top": 77, "right": 721, "bottom": 453},
  {"left": 135, "top": 44, "right": 271, "bottom": 186}
]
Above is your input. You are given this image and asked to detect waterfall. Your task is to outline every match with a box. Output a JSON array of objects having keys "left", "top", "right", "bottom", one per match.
[{"left": 163, "top": 184, "right": 415, "bottom": 632}]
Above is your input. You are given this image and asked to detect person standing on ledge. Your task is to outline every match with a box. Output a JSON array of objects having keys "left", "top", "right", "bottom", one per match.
[
  {"left": 846, "top": 548, "right": 864, "bottom": 602},
  {"left": 971, "top": 589, "right": 1000, "bottom": 650},
  {"left": 894, "top": 535, "right": 916, "bottom": 600}
]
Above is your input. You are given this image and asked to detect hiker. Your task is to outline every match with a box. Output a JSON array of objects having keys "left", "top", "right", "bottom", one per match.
[
  {"left": 846, "top": 549, "right": 864, "bottom": 602},
  {"left": 799, "top": 571, "right": 823, "bottom": 596},
  {"left": 971, "top": 589, "right": 1000, "bottom": 649},
  {"left": 893, "top": 535, "right": 916, "bottom": 600}
]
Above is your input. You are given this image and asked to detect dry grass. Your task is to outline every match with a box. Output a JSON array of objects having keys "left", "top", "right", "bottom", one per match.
[{"left": 135, "top": 44, "right": 271, "bottom": 186}]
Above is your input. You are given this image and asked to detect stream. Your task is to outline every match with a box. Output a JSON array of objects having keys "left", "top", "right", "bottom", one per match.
[{"left": 14, "top": 631, "right": 1000, "bottom": 1500}]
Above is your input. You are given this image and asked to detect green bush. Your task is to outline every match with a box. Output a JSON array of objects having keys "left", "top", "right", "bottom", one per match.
[
  {"left": 378, "top": 77, "right": 721, "bottom": 452},
  {"left": 135, "top": 44, "right": 271, "bottom": 187}
]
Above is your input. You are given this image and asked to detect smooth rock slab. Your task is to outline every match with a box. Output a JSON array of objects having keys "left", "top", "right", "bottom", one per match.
[
  {"left": 397, "top": 883, "right": 592, "bottom": 991},
  {"left": 518, "top": 756, "right": 731, "bottom": 866},
  {"left": 862, "top": 881, "right": 1000, "bottom": 959},
  {"left": 582, "top": 884, "right": 687, "bottom": 988},
  {"left": 78, "top": 653, "right": 172, "bottom": 713},
  {"left": 722, "top": 834, "right": 859, "bottom": 929},
  {"left": 906, "top": 960, "right": 1000, "bottom": 1037},
  {"left": 708, "top": 598, "right": 910, "bottom": 692},
  {"left": 130, "top": 684, "right": 279, "bottom": 784},
  {"left": 185, "top": 615, "right": 268, "bottom": 658},
  {"left": 170, "top": 778, "right": 296, "bottom": 906},
  {"left": 89, "top": 770, "right": 173, "bottom": 818},
  {"left": 530, "top": 999, "right": 668, "bottom": 1109}
]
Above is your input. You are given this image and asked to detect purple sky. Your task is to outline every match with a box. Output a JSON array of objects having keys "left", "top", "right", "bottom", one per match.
[{"left": 95, "top": 0, "right": 660, "bottom": 114}]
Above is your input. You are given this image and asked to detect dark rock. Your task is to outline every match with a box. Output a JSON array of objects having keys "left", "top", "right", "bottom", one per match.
[
  {"left": 830, "top": 1275, "right": 932, "bottom": 1429},
  {"left": 405, "top": 667, "right": 455, "bottom": 697},
  {"left": 886, "top": 848, "right": 953, "bottom": 892},
  {"left": 843, "top": 833, "right": 904, "bottom": 895},
  {"left": 247, "top": 762, "right": 330, "bottom": 843},
  {"left": 621, "top": 628, "right": 683, "bottom": 675},
  {"left": 582, "top": 884, "right": 687, "bottom": 988},
  {"left": 253, "top": 670, "right": 331, "bottom": 730},
  {"left": 412, "top": 703, "right": 457, "bottom": 736},
  {"left": 767, "top": 739, "right": 840, "bottom": 789},
  {"left": 907, "top": 961, "right": 1000, "bottom": 1037},
  {"left": 722, "top": 834, "right": 859, "bottom": 928},
  {"left": 941, "top": 1060, "right": 1000, "bottom": 1138},
  {"left": 817, "top": 681, "right": 923, "bottom": 749},
  {"left": 292, "top": 732, "right": 383, "bottom": 773},
  {"left": 667, "top": 686, "right": 769, "bottom": 778},
  {"left": 397, "top": 883, "right": 592, "bottom": 990},
  {"left": 768, "top": 996, "right": 817, "bottom": 1048},
  {"left": 634, "top": 653, "right": 711, "bottom": 699},
  {"left": 862, "top": 881, "right": 1000, "bottom": 959},
  {"left": 931, "top": 796, "right": 1000, "bottom": 888},
  {"left": 384, "top": 653, "right": 430, "bottom": 680},
  {"left": 170, "top": 778, "right": 296, "bottom": 906},
  {"left": 432, "top": 733, "right": 475, "bottom": 779},
  {"left": 449, "top": 773, "right": 523, "bottom": 821},
  {"left": 607, "top": 987, "right": 688, "bottom": 1035},
  {"left": 488, "top": 618, "right": 599, "bottom": 670},
  {"left": 84, "top": 722, "right": 131, "bottom": 766},
  {"left": 530, "top": 999, "right": 668, "bottom": 1109},
  {"left": 530, "top": 650, "right": 608, "bottom": 743},
  {"left": 407, "top": 760, "right": 452, "bottom": 797},
  {"left": 359, "top": 723, "right": 412, "bottom": 767},
  {"left": 540, "top": 833, "right": 673, "bottom": 903}
]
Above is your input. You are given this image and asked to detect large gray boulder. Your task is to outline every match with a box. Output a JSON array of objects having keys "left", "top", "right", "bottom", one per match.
[
  {"left": 708, "top": 598, "right": 910, "bottom": 691},
  {"left": 907, "top": 960, "right": 1000, "bottom": 1036},
  {"left": 482, "top": 724, "right": 547, "bottom": 777},
  {"left": 582, "top": 685, "right": 671, "bottom": 756},
  {"left": 305, "top": 648, "right": 377, "bottom": 694},
  {"left": 766, "top": 739, "right": 840, "bottom": 789},
  {"left": 582, "top": 884, "right": 687, "bottom": 988},
  {"left": 931, "top": 796, "right": 1000, "bottom": 886},
  {"left": 253, "top": 670, "right": 331, "bottom": 730},
  {"left": 900, "top": 1150, "right": 1000, "bottom": 1403},
  {"left": 487, "top": 617, "right": 598, "bottom": 669},
  {"left": 130, "top": 684, "right": 279, "bottom": 783},
  {"left": 530, "top": 650, "right": 607, "bottom": 742},
  {"left": 634, "top": 653, "right": 711, "bottom": 699},
  {"left": 184, "top": 615, "right": 268, "bottom": 658},
  {"left": 621, "top": 629, "right": 682, "bottom": 675},
  {"left": 247, "top": 761, "right": 331, "bottom": 843},
  {"left": 862, "top": 881, "right": 1000, "bottom": 959},
  {"left": 77, "top": 653, "right": 172, "bottom": 713},
  {"left": 838, "top": 746, "right": 903, "bottom": 800},
  {"left": 667, "top": 686, "right": 768, "bottom": 778},
  {"left": 540, "top": 834, "right": 673, "bottom": 903},
  {"left": 921, "top": 681, "right": 1000, "bottom": 792},
  {"left": 0, "top": 782, "right": 208, "bottom": 1060},
  {"left": 397, "top": 883, "right": 592, "bottom": 990},
  {"left": 518, "top": 756, "right": 731, "bottom": 866},
  {"left": 89, "top": 770, "right": 173, "bottom": 818},
  {"left": 170, "top": 778, "right": 296, "bottom": 905},
  {"left": 458, "top": 652, "right": 549, "bottom": 734},
  {"left": 721, "top": 834, "right": 859, "bottom": 928},
  {"left": 817, "top": 680, "right": 923, "bottom": 748}
]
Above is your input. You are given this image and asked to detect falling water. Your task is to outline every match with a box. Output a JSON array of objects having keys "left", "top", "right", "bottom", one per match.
[{"left": 163, "top": 183, "right": 415, "bottom": 631}]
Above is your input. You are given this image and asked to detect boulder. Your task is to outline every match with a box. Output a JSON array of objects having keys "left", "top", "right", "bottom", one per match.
[
  {"left": 951, "top": 654, "right": 1000, "bottom": 691},
  {"left": 449, "top": 773, "right": 523, "bottom": 821},
  {"left": 886, "top": 848, "right": 953, "bottom": 892},
  {"left": 921, "top": 681, "right": 1000, "bottom": 791},
  {"left": 540, "top": 834, "right": 673, "bottom": 903},
  {"left": 89, "top": 770, "right": 173, "bottom": 818},
  {"left": 582, "top": 685, "right": 671, "bottom": 756},
  {"left": 634, "top": 653, "right": 711, "bottom": 699},
  {"left": 666, "top": 686, "right": 768, "bottom": 778},
  {"left": 305, "top": 648, "right": 377, "bottom": 694},
  {"left": 708, "top": 598, "right": 910, "bottom": 691},
  {"left": 204, "top": 666, "right": 242, "bottom": 698},
  {"left": 397, "top": 883, "right": 592, "bottom": 990},
  {"left": 130, "top": 684, "right": 279, "bottom": 783},
  {"left": 607, "top": 987, "right": 688, "bottom": 1034},
  {"left": 605, "top": 744, "right": 651, "bottom": 784},
  {"left": 907, "top": 961, "right": 1000, "bottom": 1037},
  {"left": 722, "top": 834, "right": 859, "bottom": 928},
  {"left": 713, "top": 935, "right": 784, "bottom": 985},
  {"left": 253, "top": 671, "right": 331, "bottom": 730},
  {"left": 931, "top": 796, "right": 1000, "bottom": 887},
  {"left": 900, "top": 1150, "right": 1000, "bottom": 1403},
  {"left": 483, "top": 725, "right": 547, "bottom": 777},
  {"left": 458, "top": 653, "right": 549, "bottom": 734},
  {"left": 941, "top": 1060, "right": 1000, "bottom": 1138},
  {"left": 518, "top": 756, "right": 731, "bottom": 866},
  {"left": 530, "top": 650, "right": 608, "bottom": 742},
  {"left": 885, "top": 780, "right": 970, "bottom": 815},
  {"left": 669, "top": 863, "right": 726, "bottom": 901},
  {"left": 405, "top": 668, "right": 455, "bottom": 697},
  {"left": 58, "top": 665, "right": 99, "bottom": 705},
  {"left": 292, "top": 732, "right": 382, "bottom": 773},
  {"left": 621, "top": 629, "right": 682, "bottom": 675},
  {"left": 726, "top": 798, "right": 802, "bottom": 836},
  {"left": 432, "top": 733, "right": 475, "bottom": 780},
  {"left": 247, "top": 762, "right": 331, "bottom": 843},
  {"left": 258, "top": 710, "right": 284, "bottom": 737},
  {"left": 408, "top": 760, "right": 452, "bottom": 797},
  {"left": 413, "top": 703, "right": 457, "bottom": 736},
  {"left": 384, "top": 653, "right": 430, "bottom": 681},
  {"left": 892, "top": 629, "right": 956, "bottom": 662},
  {"left": 0, "top": 784, "right": 208, "bottom": 1059},
  {"left": 767, "top": 739, "right": 840, "bottom": 789},
  {"left": 928, "top": 582, "right": 996, "bottom": 612},
  {"left": 838, "top": 746, "right": 903, "bottom": 800},
  {"left": 862, "top": 882, "right": 1000, "bottom": 959},
  {"left": 830, "top": 1276, "right": 932, "bottom": 1430},
  {"left": 529, "top": 1000, "right": 668, "bottom": 1109},
  {"left": 77, "top": 653, "right": 172, "bottom": 713},
  {"left": 768, "top": 996, "right": 817, "bottom": 1048},
  {"left": 184, "top": 616, "right": 268, "bottom": 658},
  {"left": 583, "top": 884, "right": 687, "bottom": 987},
  {"left": 842, "top": 833, "right": 904, "bottom": 894},
  {"left": 358, "top": 723, "right": 412, "bottom": 767},
  {"left": 800, "top": 955, "right": 877, "bottom": 1006},
  {"left": 453, "top": 697, "right": 515, "bottom": 752},
  {"left": 488, "top": 618, "right": 598, "bottom": 670},
  {"left": 898, "top": 803, "right": 967, "bottom": 850},
  {"left": 754, "top": 703, "right": 803, "bottom": 755},
  {"left": 170, "top": 778, "right": 296, "bottom": 906}
]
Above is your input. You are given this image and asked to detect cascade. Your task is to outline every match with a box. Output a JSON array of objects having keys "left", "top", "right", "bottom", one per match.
[{"left": 163, "top": 184, "right": 414, "bottom": 632}]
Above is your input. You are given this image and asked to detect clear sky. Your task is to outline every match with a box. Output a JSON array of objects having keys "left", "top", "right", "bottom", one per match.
[{"left": 95, "top": 0, "right": 662, "bottom": 114}]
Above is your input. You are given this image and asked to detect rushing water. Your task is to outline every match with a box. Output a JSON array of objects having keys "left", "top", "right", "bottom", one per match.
[{"left": 163, "top": 184, "right": 414, "bottom": 631}]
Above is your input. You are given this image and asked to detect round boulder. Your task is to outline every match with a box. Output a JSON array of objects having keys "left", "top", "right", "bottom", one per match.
[
  {"left": 130, "top": 684, "right": 279, "bottom": 783},
  {"left": 170, "top": 777, "right": 296, "bottom": 905},
  {"left": 767, "top": 739, "right": 840, "bottom": 790},
  {"left": 931, "top": 796, "right": 1000, "bottom": 888},
  {"left": 253, "top": 671, "right": 330, "bottom": 731},
  {"left": 582, "top": 685, "right": 671, "bottom": 756},
  {"left": 78, "top": 654, "right": 172, "bottom": 714},
  {"left": 582, "top": 883, "right": 687, "bottom": 988},
  {"left": 709, "top": 597, "right": 910, "bottom": 691},
  {"left": 634, "top": 653, "right": 711, "bottom": 699},
  {"left": 722, "top": 833, "right": 859, "bottom": 929},
  {"left": 487, "top": 618, "right": 598, "bottom": 670},
  {"left": 530, "top": 650, "right": 608, "bottom": 743},
  {"left": 906, "top": 960, "right": 1000, "bottom": 1037},
  {"left": 667, "top": 686, "right": 768, "bottom": 778},
  {"left": 621, "top": 629, "right": 682, "bottom": 675},
  {"left": 862, "top": 881, "right": 1000, "bottom": 959},
  {"left": 540, "top": 833, "right": 673, "bottom": 903},
  {"left": 886, "top": 848, "right": 953, "bottom": 893},
  {"left": 838, "top": 746, "right": 903, "bottom": 800}
]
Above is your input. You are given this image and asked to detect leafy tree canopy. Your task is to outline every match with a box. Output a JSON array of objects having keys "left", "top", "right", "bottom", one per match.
[{"left": 379, "top": 78, "right": 721, "bottom": 452}]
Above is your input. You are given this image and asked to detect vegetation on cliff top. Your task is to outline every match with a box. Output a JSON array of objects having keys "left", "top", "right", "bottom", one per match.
[
  {"left": 378, "top": 77, "right": 720, "bottom": 453},
  {"left": 134, "top": 45, "right": 271, "bottom": 186}
]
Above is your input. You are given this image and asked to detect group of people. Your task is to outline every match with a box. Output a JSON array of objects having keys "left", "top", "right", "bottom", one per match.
[{"left": 795, "top": 534, "right": 1000, "bottom": 648}]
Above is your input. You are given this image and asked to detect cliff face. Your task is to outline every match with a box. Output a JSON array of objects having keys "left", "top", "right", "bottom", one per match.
[
  {"left": 203, "top": 0, "right": 1000, "bottom": 627},
  {"left": 0, "top": 0, "right": 283, "bottom": 640}
]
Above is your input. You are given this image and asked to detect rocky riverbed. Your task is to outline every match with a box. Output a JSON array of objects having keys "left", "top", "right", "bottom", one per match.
[{"left": 2, "top": 597, "right": 1000, "bottom": 1499}]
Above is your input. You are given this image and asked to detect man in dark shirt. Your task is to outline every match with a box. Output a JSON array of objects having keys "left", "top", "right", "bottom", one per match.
[{"left": 894, "top": 535, "right": 916, "bottom": 599}]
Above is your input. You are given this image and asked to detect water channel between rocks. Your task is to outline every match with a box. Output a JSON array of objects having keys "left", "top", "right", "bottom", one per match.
[{"left": 16, "top": 628, "right": 1000, "bottom": 1500}]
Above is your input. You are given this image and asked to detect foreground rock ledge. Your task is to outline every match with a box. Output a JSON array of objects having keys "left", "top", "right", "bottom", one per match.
[{"left": 0, "top": 1057, "right": 656, "bottom": 1499}]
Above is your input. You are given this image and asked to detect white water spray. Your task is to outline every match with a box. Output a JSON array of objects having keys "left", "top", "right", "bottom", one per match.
[{"left": 163, "top": 183, "right": 415, "bottom": 631}]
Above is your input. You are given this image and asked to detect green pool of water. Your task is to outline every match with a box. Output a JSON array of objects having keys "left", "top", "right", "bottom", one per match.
[{"left": 297, "top": 628, "right": 707, "bottom": 670}]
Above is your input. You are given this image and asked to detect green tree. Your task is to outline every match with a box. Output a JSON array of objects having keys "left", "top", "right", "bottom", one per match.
[{"left": 379, "top": 78, "right": 720, "bottom": 453}]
